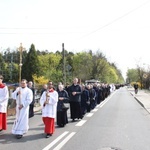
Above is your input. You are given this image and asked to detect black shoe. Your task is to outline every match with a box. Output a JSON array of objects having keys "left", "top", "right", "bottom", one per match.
[
  {"left": 59, "top": 124, "right": 64, "bottom": 127},
  {"left": 16, "top": 135, "right": 23, "bottom": 139},
  {"left": 0, "top": 129, "right": 3, "bottom": 132},
  {"left": 45, "top": 134, "right": 52, "bottom": 138}
]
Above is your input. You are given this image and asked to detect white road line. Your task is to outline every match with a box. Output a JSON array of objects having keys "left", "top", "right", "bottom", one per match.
[
  {"left": 53, "top": 132, "right": 76, "bottom": 150},
  {"left": 92, "top": 108, "right": 98, "bottom": 112},
  {"left": 96, "top": 104, "right": 100, "bottom": 108},
  {"left": 100, "top": 99, "right": 109, "bottom": 108},
  {"left": 86, "top": 113, "right": 94, "bottom": 117},
  {"left": 75, "top": 120, "right": 87, "bottom": 126},
  {"left": 99, "top": 92, "right": 116, "bottom": 108},
  {"left": 42, "top": 131, "right": 69, "bottom": 150}
]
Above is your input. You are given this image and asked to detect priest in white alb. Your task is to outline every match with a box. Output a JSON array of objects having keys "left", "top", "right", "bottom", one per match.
[{"left": 12, "top": 79, "right": 33, "bottom": 139}]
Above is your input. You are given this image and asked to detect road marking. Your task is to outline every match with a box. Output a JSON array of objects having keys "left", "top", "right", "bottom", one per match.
[
  {"left": 42, "top": 131, "right": 69, "bottom": 150},
  {"left": 86, "top": 113, "right": 94, "bottom": 117},
  {"left": 92, "top": 108, "right": 98, "bottom": 112},
  {"left": 96, "top": 104, "right": 100, "bottom": 108},
  {"left": 53, "top": 132, "right": 76, "bottom": 150},
  {"left": 99, "top": 92, "right": 115, "bottom": 108},
  {"left": 100, "top": 99, "right": 109, "bottom": 108},
  {"left": 75, "top": 120, "right": 87, "bottom": 126}
]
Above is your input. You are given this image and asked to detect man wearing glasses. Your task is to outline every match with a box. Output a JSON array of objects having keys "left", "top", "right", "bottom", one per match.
[{"left": 12, "top": 79, "right": 33, "bottom": 139}]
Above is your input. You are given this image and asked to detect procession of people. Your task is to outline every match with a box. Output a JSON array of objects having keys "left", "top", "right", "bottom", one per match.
[{"left": 0, "top": 74, "right": 115, "bottom": 139}]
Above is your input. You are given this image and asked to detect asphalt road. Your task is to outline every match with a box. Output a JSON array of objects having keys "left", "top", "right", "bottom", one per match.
[{"left": 1, "top": 87, "right": 150, "bottom": 150}]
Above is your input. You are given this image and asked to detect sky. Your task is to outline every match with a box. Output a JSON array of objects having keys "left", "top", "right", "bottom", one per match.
[{"left": 0, "top": 0, "right": 150, "bottom": 79}]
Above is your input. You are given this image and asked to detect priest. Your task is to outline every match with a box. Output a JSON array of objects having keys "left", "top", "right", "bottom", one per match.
[{"left": 12, "top": 79, "right": 33, "bottom": 139}]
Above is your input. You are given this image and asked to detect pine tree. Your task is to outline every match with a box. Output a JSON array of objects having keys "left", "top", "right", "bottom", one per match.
[
  {"left": 22, "top": 44, "right": 40, "bottom": 82},
  {"left": 0, "top": 53, "right": 5, "bottom": 76}
]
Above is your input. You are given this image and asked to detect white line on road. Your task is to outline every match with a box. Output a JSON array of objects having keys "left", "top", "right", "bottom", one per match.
[
  {"left": 100, "top": 98, "right": 109, "bottom": 108},
  {"left": 92, "top": 108, "right": 98, "bottom": 112},
  {"left": 86, "top": 113, "right": 94, "bottom": 117},
  {"left": 75, "top": 120, "right": 87, "bottom": 126},
  {"left": 42, "top": 131, "right": 69, "bottom": 150},
  {"left": 96, "top": 104, "right": 100, "bottom": 108},
  {"left": 99, "top": 91, "right": 116, "bottom": 108},
  {"left": 53, "top": 132, "right": 76, "bottom": 150}
]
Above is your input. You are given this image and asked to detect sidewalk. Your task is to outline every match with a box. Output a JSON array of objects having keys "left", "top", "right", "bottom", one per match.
[{"left": 127, "top": 87, "right": 150, "bottom": 113}]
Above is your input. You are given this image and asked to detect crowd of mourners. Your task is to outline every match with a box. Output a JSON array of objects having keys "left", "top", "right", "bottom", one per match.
[{"left": 0, "top": 75, "right": 119, "bottom": 139}]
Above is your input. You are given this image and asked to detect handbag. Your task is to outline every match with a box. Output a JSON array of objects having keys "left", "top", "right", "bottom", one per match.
[{"left": 62, "top": 103, "right": 69, "bottom": 110}]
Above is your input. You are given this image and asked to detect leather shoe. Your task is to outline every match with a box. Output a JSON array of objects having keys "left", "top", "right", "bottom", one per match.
[
  {"left": 45, "top": 134, "right": 52, "bottom": 138},
  {"left": 16, "top": 135, "right": 23, "bottom": 139}
]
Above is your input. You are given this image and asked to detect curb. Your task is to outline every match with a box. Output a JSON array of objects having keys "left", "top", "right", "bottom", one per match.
[
  {"left": 130, "top": 92, "right": 150, "bottom": 114},
  {"left": 130, "top": 92, "right": 144, "bottom": 107},
  {"left": 134, "top": 97, "right": 144, "bottom": 108}
]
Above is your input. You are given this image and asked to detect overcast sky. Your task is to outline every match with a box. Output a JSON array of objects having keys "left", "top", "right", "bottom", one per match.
[{"left": 0, "top": 0, "right": 150, "bottom": 79}]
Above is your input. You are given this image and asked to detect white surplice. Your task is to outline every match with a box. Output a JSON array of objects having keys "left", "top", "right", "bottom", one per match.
[
  {"left": 12, "top": 87, "right": 33, "bottom": 135},
  {"left": 0, "top": 86, "right": 9, "bottom": 113},
  {"left": 40, "top": 90, "right": 58, "bottom": 118}
]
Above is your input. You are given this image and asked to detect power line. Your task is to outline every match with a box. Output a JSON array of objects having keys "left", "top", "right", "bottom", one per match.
[
  {"left": 81, "top": 0, "right": 150, "bottom": 38},
  {"left": 0, "top": 32, "right": 85, "bottom": 35}
]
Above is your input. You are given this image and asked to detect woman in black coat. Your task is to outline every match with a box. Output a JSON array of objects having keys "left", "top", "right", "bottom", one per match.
[{"left": 57, "top": 84, "right": 69, "bottom": 127}]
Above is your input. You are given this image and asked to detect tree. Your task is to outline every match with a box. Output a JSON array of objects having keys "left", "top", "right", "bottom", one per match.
[
  {"left": 22, "top": 44, "right": 40, "bottom": 82},
  {"left": 72, "top": 52, "right": 93, "bottom": 81},
  {"left": 88, "top": 50, "right": 111, "bottom": 82},
  {"left": 38, "top": 53, "right": 62, "bottom": 83},
  {"left": 0, "top": 53, "right": 6, "bottom": 79},
  {"left": 126, "top": 69, "right": 139, "bottom": 83}
]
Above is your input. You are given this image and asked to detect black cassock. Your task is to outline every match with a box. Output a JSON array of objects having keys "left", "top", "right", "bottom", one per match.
[
  {"left": 29, "top": 87, "right": 35, "bottom": 118},
  {"left": 57, "top": 90, "right": 69, "bottom": 127},
  {"left": 69, "top": 84, "right": 82, "bottom": 120}
]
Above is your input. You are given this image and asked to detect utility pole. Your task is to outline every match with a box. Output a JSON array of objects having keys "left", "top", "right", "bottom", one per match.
[{"left": 62, "top": 43, "right": 66, "bottom": 85}]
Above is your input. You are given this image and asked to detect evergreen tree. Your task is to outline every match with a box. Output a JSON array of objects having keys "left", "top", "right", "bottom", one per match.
[
  {"left": 22, "top": 44, "right": 40, "bottom": 81},
  {"left": 0, "top": 53, "right": 6, "bottom": 77}
]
